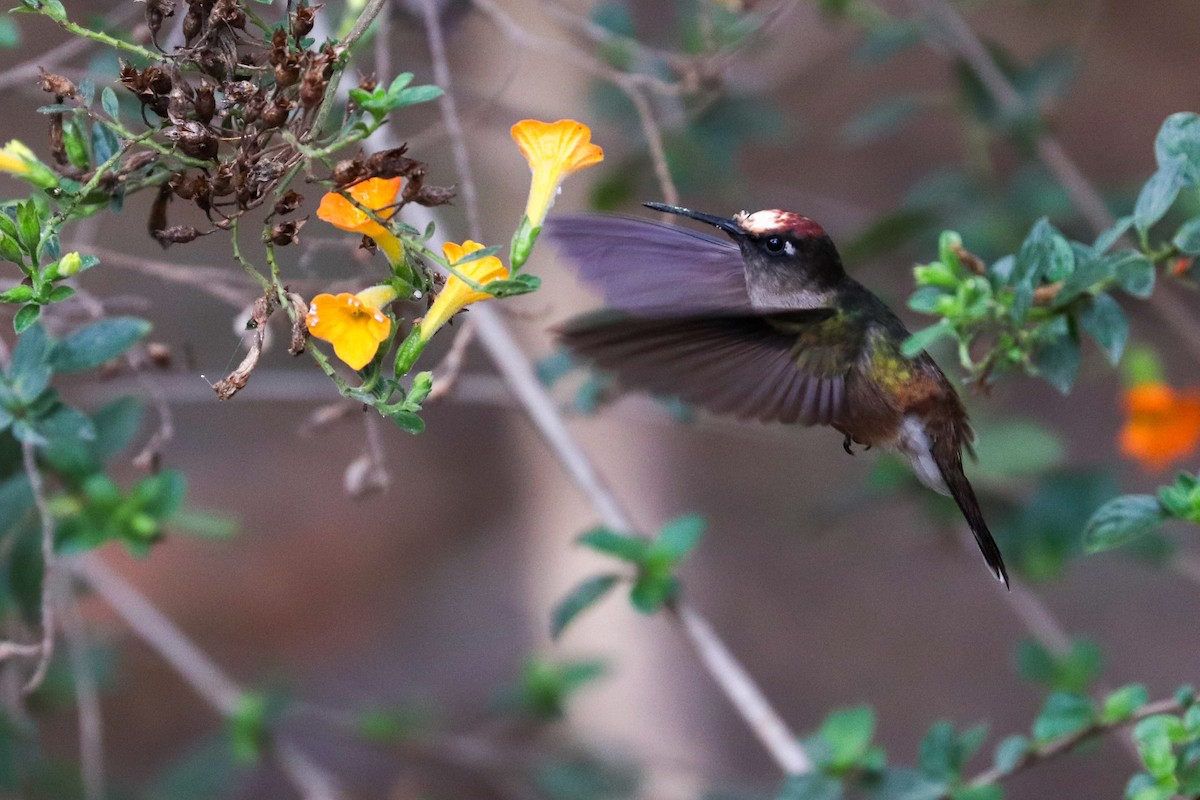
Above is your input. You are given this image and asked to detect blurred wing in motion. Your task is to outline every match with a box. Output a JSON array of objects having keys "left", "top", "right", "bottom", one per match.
[
  {"left": 543, "top": 214, "right": 750, "bottom": 312},
  {"left": 558, "top": 310, "right": 850, "bottom": 426}
]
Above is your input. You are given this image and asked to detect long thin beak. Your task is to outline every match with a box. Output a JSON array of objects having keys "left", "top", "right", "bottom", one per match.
[{"left": 644, "top": 202, "right": 745, "bottom": 237}]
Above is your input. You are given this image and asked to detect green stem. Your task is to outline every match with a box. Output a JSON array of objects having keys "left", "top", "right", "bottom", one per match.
[
  {"left": 55, "top": 17, "right": 161, "bottom": 62},
  {"left": 230, "top": 220, "right": 272, "bottom": 293}
]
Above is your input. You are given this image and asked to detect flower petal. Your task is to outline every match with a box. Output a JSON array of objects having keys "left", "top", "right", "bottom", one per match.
[
  {"left": 306, "top": 291, "right": 393, "bottom": 370},
  {"left": 316, "top": 176, "right": 403, "bottom": 237},
  {"left": 511, "top": 119, "right": 603, "bottom": 227},
  {"left": 420, "top": 241, "right": 511, "bottom": 339}
]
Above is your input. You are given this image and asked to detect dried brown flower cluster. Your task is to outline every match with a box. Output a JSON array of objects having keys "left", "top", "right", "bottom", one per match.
[{"left": 37, "top": 0, "right": 452, "bottom": 249}]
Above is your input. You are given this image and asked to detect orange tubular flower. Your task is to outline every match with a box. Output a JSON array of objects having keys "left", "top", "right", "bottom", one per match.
[
  {"left": 306, "top": 285, "right": 399, "bottom": 370},
  {"left": 510, "top": 119, "right": 603, "bottom": 268},
  {"left": 419, "top": 241, "right": 509, "bottom": 341},
  {"left": 316, "top": 176, "right": 405, "bottom": 266},
  {"left": 512, "top": 119, "right": 604, "bottom": 227},
  {"left": 1118, "top": 383, "right": 1200, "bottom": 472}
]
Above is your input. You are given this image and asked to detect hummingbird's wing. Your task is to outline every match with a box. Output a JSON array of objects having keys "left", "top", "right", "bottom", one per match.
[
  {"left": 543, "top": 215, "right": 751, "bottom": 312},
  {"left": 558, "top": 310, "right": 856, "bottom": 426}
]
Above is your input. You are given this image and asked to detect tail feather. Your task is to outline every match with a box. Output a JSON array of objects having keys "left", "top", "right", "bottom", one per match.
[{"left": 936, "top": 451, "right": 1010, "bottom": 588}]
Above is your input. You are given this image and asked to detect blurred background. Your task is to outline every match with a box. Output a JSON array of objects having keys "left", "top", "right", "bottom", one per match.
[{"left": 2, "top": 0, "right": 1199, "bottom": 798}]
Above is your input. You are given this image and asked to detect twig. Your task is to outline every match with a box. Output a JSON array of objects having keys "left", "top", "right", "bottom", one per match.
[
  {"left": 468, "top": 304, "right": 814, "bottom": 775},
  {"left": 918, "top": 0, "right": 1113, "bottom": 233},
  {"left": 1002, "top": 581, "right": 1071, "bottom": 655},
  {"left": 470, "top": 0, "right": 683, "bottom": 96},
  {"left": 917, "top": 0, "right": 1200, "bottom": 363},
  {"left": 59, "top": 576, "right": 105, "bottom": 800},
  {"left": 73, "top": 557, "right": 346, "bottom": 800},
  {"left": 420, "top": 0, "right": 483, "bottom": 241},
  {"left": 0, "top": 5, "right": 142, "bottom": 92},
  {"left": 20, "top": 440, "right": 57, "bottom": 694},
  {"left": 626, "top": 86, "right": 680, "bottom": 206},
  {"left": 426, "top": 321, "right": 477, "bottom": 403},
  {"left": 967, "top": 691, "right": 1190, "bottom": 789}
]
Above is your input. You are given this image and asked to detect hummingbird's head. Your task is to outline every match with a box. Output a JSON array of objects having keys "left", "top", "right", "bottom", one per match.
[{"left": 644, "top": 202, "right": 846, "bottom": 309}]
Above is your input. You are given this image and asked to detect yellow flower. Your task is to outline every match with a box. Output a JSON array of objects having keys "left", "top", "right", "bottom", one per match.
[
  {"left": 1118, "top": 382, "right": 1200, "bottom": 472},
  {"left": 316, "top": 176, "right": 405, "bottom": 266},
  {"left": 512, "top": 119, "right": 604, "bottom": 228},
  {"left": 305, "top": 285, "right": 399, "bottom": 370},
  {"left": 419, "top": 240, "right": 510, "bottom": 340},
  {"left": 0, "top": 140, "right": 58, "bottom": 189}
]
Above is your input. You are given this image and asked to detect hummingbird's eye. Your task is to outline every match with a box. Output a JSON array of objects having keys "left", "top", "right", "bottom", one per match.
[{"left": 764, "top": 235, "right": 785, "bottom": 253}]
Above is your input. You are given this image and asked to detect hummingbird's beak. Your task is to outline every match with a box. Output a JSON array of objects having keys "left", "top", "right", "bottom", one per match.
[{"left": 644, "top": 202, "right": 745, "bottom": 238}]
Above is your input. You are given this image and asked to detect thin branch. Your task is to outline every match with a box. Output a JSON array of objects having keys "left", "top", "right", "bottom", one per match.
[
  {"left": 73, "top": 557, "right": 346, "bottom": 799},
  {"left": 917, "top": 0, "right": 1113, "bottom": 233},
  {"left": 468, "top": 305, "right": 814, "bottom": 775},
  {"left": 626, "top": 86, "right": 679, "bottom": 206},
  {"left": 20, "top": 440, "right": 57, "bottom": 694},
  {"left": 1002, "top": 581, "right": 1071, "bottom": 655},
  {"left": 420, "top": 0, "right": 483, "bottom": 241},
  {"left": 967, "top": 691, "right": 1191, "bottom": 789},
  {"left": 917, "top": 0, "right": 1200, "bottom": 363}
]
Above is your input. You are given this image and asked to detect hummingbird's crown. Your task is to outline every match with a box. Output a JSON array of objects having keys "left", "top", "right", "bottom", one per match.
[{"left": 734, "top": 209, "right": 826, "bottom": 239}]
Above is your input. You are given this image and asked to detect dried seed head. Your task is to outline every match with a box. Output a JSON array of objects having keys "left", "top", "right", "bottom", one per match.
[
  {"left": 274, "top": 190, "right": 304, "bottom": 216},
  {"left": 331, "top": 157, "right": 366, "bottom": 187},
  {"left": 194, "top": 82, "right": 216, "bottom": 123},
  {"left": 267, "top": 217, "right": 306, "bottom": 246},
  {"left": 413, "top": 184, "right": 456, "bottom": 208},
  {"left": 291, "top": 2, "right": 317, "bottom": 39},
  {"left": 37, "top": 69, "right": 76, "bottom": 99},
  {"left": 153, "top": 224, "right": 202, "bottom": 248}
]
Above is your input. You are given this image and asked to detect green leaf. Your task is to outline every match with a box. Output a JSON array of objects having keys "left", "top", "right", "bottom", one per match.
[
  {"left": 49, "top": 316, "right": 150, "bottom": 372},
  {"left": 46, "top": 285, "right": 75, "bottom": 303},
  {"left": 901, "top": 321, "right": 953, "bottom": 358},
  {"left": 1077, "top": 293, "right": 1128, "bottom": 365},
  {"left": 1155, "top": 112, "right": 1200, "bottom": 184},
  {"left": 776, "top": 774, "right": 842, "bottom": 800},
  {"left": 1084, "top": 495, "right": 1166, "bottom": 553},
  {"left": 1173, "top": 217, "right": 1200, "bottom": 255},
  {"left": 578, "top": 527, "right": 648, "bottom": 563},
  {"left": 1031, "top": 319, "right": 1080, "bottom": 394},
  {"left": 100, "top": 86, "right": 119, "bottom": 119},
  {"left": 13, "top": 303, "right": 39, "bottom": 334},
  {"left": 550, "top": 574, "right": 620, "bottom": 639},
  {"left": 819, "top": 706, "right": 875, "bottom": 770},
  {"left": 90, "top": 396, "right": 143, "bottom": 461},
  {"left": 1094, "top": 215, "right": 1133, "bottom": 254},
  {"left": 1016, "top": 638, "right": 1102, "bottom": 694},
  {"left": 388, "top": 409, "right": 425, "bottom": 434},
  {"left": 1032, "top": 692, "right": 1095, "bottom": 743},
  {"left": 1101, "top": 684, "right": 1149, "bottom": 723},
  {"left": 0, "top": 474, "right": 33, "bottom": 534},
  {"left": 629, "top": 572, "right": 677, "bottom": 613},
  {"left": 950, "top": 787, "right": 1001, "bottom": 800},
  {"left": 992, "top": 735, "right": 1030, "bottom": 774},
  {"left": 1113, "top": 252, "right": 1156, "bottom": 298},
  {"left": 918, "top": 722, "right": 964, "bottom": 781},
  {"left": 227, "top": 692, "right": 268, "bottom": 764},
  {"left": 1013, "top": 217, "right": 1073, "bottom": 290},
  {"left": 654, "top": 514, "right": 706, "bottom": 562},
  {"left": 0, "top": 284, "right": 33, "bottom": 303},
  {"left": 1134, "top": 715, "right": 1183, "bottom": 778},
  {"left": 0, "top": 15, "right": 20, "bottom": 48},
  {"left": 392, "top": 85, "right": 444, "bottom": 108},
  {"left": 1134, "top": 157, "right": 1187, "bottom": 234}
]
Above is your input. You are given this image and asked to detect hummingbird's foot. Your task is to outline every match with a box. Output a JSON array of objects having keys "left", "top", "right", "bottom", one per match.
[{"left": 842, "top": 434, "right": 873, "bottom": 455}]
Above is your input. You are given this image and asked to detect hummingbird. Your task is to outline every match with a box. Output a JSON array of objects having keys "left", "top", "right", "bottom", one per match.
[{"left": 547, "top": 201, "right": 1009, "bottom": 587}]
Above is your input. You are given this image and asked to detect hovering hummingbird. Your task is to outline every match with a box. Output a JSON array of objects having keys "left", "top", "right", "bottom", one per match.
[{"left": 548, "top": 202, "right": 1009, "bottom": 587}]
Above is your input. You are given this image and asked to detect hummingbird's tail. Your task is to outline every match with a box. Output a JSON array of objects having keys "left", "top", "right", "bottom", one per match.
[{"left": 935, "top": 444, "right": 1010, "bottom": 588}]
